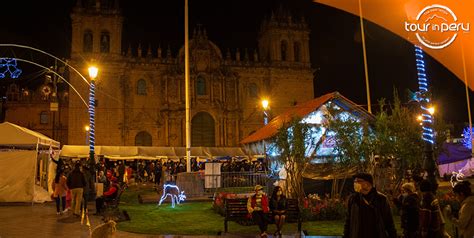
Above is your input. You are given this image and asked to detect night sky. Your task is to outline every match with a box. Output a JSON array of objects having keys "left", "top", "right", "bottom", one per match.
[{"left": 0, "top": 0, "right": 472, "bottom": 135}]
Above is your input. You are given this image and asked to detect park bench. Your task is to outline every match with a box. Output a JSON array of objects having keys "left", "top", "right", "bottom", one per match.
[
  {"left": 223, "top": 198, "right": 302, "bottom": 233},
  {"left": 104, "top": 183, "right": 127, "bottom": 210},
  {"left": 102, "top": 183, "right": 130, "bottom": 222}
]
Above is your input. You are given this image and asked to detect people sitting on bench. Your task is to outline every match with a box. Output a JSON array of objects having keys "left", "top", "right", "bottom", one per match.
[
  {"left": 247, "top": 185, "right": 270, "bottom": 238},
  {"left": 95, "top": 177, "right": 119, "bottom": 215},
  {"left": 270, "top": 186, "right": 288, "bottom": 237}
]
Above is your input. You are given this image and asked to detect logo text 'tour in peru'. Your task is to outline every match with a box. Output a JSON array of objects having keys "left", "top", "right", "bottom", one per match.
[{"left": 405, "top": 4, "right": 470, "bottom": 49}]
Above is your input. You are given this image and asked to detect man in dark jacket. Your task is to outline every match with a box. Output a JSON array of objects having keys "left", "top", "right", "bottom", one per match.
[
  {"left": 67, "top": 162, "right": 86, "bottom": 217},
  {"left": 343, "top": 173, "right": 397, "bottom": 238}
]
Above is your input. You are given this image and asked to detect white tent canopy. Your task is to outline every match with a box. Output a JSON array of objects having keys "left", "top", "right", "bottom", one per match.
[
  {"left": 60, "top": 145, "right": 251, "bottom": 160},
  {"left": 0, "top": 122, "right": 60, "bottom": 148},
  {"left": 0, "top": 151, "right": 37, "bottom": 202},
  {"left": 0, "top": 122, "right": 58, "bottom": 202}
]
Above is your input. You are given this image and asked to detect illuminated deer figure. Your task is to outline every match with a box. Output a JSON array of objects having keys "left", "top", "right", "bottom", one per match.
[{"left": 158, "top": 184, "right": 186, "bottom": 208}]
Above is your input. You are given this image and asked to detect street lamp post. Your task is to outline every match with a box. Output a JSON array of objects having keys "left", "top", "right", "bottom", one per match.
[
  {"left": 261, "top": 99, "right": 269, "bottom": 169},
  {"left": 413, "top": 46, "right": 438, "bottom": 192},
  {"left": 88, "top": 66, "right": 98, "bottom": 180},
  {"left": 422, "top": 106, "right": 437, "bottom": 191},
  {"left": 262, "top": 99, "right": 269, "bottom": 125}
]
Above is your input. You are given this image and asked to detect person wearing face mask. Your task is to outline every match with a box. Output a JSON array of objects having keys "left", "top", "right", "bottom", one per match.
[
  {"left": 343, "top": 172, "right": 397, "bottom": 238},
  {"left": 247, "top": 185, "right": 270, "bottom": 237},
  {"left": 451, "top": 181, "right": 474, "bottom": 238},
  {"left": 394, "top": 183, "right": 420, "bottom": 238},
  {"left": 270, "top": 186, "right": 288, "bottom": 237}
]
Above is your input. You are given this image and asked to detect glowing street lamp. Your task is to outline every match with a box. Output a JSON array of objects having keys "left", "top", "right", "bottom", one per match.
[
  {"left": 85, "top": 125, "right": 90, "bottom": 144},
  {"left": 428, "top": 106, "right": 435, "bottom": 115}
]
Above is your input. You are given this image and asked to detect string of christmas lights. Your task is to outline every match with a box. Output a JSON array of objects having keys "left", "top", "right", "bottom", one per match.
[
  {"left": 89, "top": 80, "right": 96, "bottom": 153},
  {"left": 414, "top": 46, "right": 434, "bottom": 144}
]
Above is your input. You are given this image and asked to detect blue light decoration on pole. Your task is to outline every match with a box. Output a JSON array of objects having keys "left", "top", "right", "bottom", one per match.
[
  {"left": 413, "top": 45, "right": 437, "bottom": 191},
  {"left": 414, "top": 46, "right": 435, "bottom": 144},
  {"left": 261, "top": 99, "right": 269, "bottom": 171},
  {"left": 0, "top": 58, "right": 22, "bottom": 79},
  {"left": 88, "top": 66, "right": 98, "bottom": 175},
  {"left": 262, "top": 99, "right": 269, "bottom": 125}
]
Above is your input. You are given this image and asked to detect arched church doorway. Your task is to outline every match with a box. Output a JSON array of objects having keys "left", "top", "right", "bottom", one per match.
[{"left": 191, "top": 112, "right": 215, "bottom": 147}]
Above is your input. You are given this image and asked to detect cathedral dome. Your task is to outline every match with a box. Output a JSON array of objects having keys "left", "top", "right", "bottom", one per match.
[{"left": 178, "top": 26, "right": 223, "bottom": 71}]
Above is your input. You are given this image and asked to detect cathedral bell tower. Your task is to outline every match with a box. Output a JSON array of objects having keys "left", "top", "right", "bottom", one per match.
[
  {"left": 70, "top": 0, "right": 123, "bottom": 58},
  {"left": 257, "top": 9, "right": 310, "bottom": 65}
]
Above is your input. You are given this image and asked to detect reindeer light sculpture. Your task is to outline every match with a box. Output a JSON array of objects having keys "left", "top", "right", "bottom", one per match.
[{"left": 158, "top": 184, "right": 186, "bottom": 208}]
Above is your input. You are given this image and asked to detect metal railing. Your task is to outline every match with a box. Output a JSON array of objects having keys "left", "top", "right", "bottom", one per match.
[{"left": 205, "top": 171, "right": 270, "bottom": 188}]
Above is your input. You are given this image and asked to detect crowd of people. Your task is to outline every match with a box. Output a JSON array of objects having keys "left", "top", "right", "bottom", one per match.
[
  {"left": 50, "top": 153, "right": 474, "bottom": 238},
  {"left": 51, "top": 157, "right": 121, "bottom": 216},
  {"left": 247, "top": 172, "right": 474, "bottom": 238},
  {"left": 342, "top": 173, "right": 474, "bottom": 238},
  {"left": 49, "top": 156, "right": 269, "bottom": 214}
]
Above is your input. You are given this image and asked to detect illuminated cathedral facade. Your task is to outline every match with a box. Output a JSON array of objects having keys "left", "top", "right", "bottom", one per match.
[{"left": 67, "top": 0, "right": 314, "bottom": 147}]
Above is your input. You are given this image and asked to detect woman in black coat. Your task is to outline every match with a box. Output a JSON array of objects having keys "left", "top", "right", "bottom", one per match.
[{"left": 270, "top": 186, "right": 287, "bottom": 237}]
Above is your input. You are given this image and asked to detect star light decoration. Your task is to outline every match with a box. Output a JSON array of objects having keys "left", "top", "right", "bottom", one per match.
[
  {"left": 158, "top": 184, "right": 186, "bottom": 208},
  {"left": 0, "top": 58, "right": 22, "bottom": 79}
]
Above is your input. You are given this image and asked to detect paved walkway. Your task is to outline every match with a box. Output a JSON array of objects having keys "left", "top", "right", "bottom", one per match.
[{"left": 0, "top": 203, "right": 340, "bottom": 238}]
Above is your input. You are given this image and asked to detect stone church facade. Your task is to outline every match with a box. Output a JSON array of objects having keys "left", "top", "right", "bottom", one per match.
[{"left": 67, "top": 0, "right": 314, "bottom": 147}]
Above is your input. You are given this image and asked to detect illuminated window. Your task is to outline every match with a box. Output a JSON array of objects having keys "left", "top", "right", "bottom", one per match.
[
  {"left": 83, "top": 30, "right": 93, "bottom": 53},
  {"left": 137, "top": 79, "right": 147, "bottom": 95}
]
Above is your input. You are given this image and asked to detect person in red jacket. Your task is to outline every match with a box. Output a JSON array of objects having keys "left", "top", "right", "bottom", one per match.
[
  {"left": 94, "top": 178, "right": 120, "bottom": 215},
  {"left": 247, "top": 185, "right": 270, "bottom": 237}
]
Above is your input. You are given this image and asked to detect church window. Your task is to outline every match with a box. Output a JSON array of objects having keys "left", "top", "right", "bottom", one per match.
[
  {"left": 281, "top": 40, "right": 288, "bottom": 61},
  {"left": 83, "top": 30, "right": 93, "bottom": 53},
  {"left": 196, "top": 76, "right": 206, "bottom": 96},
  {"left": 294, "top": 42, "right": 301, "bottom": 62},
  {"left": 249, "top": 83, "right": 258, "bottom": 98},
  {"left": 137, "top": 79, "right": 147, "bottom": 95},
  {"left": 100, "top": 31, "right": 110, "bottom": 53},
  {"left": 40, "top": 111, "right": 49, "bottom": 124}
]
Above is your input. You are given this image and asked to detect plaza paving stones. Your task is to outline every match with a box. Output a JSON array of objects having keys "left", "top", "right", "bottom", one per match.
[{"left": 0, "top": 203, "right": 340, "bottom": 238}]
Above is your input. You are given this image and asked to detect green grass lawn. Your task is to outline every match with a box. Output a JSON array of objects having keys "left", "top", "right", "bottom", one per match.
[
  {"left": 117, "top": 201, "right": 345, "bottom": 236},
  {"left": 117, "top": 185, "right": 403, "bottom": 236}
]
